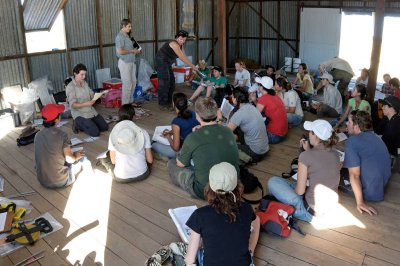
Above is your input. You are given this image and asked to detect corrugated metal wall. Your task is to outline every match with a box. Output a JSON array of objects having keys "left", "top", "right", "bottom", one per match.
[
  {"left": 0, "top": 0, "right": 29, "bottom": 109},
  {"left": 228, "top": 1, "right": 297, "bottom": 69},
  {"left": 23, "top": 0, "right": 63, "bottom": 31},
  {"left": 63, "top": 0, "right": 100, "bottom": 88},
  {"left": 2, "top": 0, "right": 400, "bottom": 105},
  {"left": 29, "top": 53, "right": 68, "bottom": 93}
]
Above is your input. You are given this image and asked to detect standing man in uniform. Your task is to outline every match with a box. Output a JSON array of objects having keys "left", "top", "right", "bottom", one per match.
[{"left": 116, "top": 18, "right": 141, "bottom": 105}]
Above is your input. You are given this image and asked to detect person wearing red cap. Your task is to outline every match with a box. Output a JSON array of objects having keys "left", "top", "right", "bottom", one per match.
[{"left": 34, "top": 104, "right": 87, "bottom": 188}]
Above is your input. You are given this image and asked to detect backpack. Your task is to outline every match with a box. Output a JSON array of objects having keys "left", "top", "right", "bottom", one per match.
[
  {"left": 256, "top": 198, "right": 305, "bottom": 237},
  {"left": 17, "top": 126, "right": 39, "bottom": 146},
  {"left": 239, "top": 166, "right": 263, "bottom": 194}
]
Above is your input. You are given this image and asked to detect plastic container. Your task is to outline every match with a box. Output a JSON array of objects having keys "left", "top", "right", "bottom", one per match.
[{"left": 103, "top": 78, "right": 122, "bottom": 90}]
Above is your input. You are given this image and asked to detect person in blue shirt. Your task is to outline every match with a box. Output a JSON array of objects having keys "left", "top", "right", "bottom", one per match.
[{"left": 343, "top": 110, "right": 391, "bottom": 215}]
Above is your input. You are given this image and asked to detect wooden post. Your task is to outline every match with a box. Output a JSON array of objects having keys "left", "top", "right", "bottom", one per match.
[
  {"left": 154, "top": 0, "right": 158, "bottom": 52},
  {"left": 217, "top": 0, "right": 227, "bottom": 71},
  {"left": 276, "top": 0, "right": 281, "bottom": 69},
  {"left": 17, "top": 0, "right": 31, "bottom": 83},
  {"left": 259, "top": 1, "right": 262, "bottom": 66},
  {"left": 95, "top": 0, "right": 104, "bottom": 68},
  {"left": 295, "top": 0, "right": 301, "bottom": 57},
  {"left": 194, "top": 0, "right": 199, "bottom": 63},
  {"left": 211, "top": 0, "right": 215, "bottom": 65},
  {"left": 368, "top": 0, "right": 385, "bottom": 102}
]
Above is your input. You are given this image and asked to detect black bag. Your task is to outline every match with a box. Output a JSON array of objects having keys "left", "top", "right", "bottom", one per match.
[
  {"left": 17, "top": 126, "right": 39, "bottom": 146},
  {"left": 239, "top": 166, "right": 265, "bottom": 205}
]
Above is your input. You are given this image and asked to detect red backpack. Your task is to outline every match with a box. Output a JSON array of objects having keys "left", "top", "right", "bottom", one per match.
[{"left": 256, "top": 199, "right": 304, "bottom": 237}]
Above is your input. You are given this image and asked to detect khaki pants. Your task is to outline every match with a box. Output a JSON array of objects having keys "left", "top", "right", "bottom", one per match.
[{"left": 118, "top": 59, "right": 136, "bottom": 105}]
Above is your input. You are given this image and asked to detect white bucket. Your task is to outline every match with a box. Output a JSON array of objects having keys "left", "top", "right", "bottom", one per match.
[
  {"left": 284, "top": 57, "right": 292, "bottom": 73},
  {"left": 292, "top": 58, "right": 301, "bottom": 73}
]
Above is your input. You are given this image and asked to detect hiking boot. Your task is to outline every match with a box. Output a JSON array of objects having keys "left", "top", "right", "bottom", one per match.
[
  {"left": 145, "top": 246, "right": 171, "bottom": 266},
  {"left": 72, "top": 120, "right": 79, "bottom": 134},
  {"left": 169, "top": 242, "right": 188, "bottom": 257}
]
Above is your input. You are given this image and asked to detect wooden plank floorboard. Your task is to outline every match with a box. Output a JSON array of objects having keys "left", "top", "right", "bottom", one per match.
[{"left": 1, "top": 84, "right": 400, "bottom": 265}]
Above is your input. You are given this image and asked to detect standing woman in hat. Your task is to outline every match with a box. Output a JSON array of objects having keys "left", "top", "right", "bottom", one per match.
[
  {"left": 185, "top": 162, "right": 260, "bottom": 266},
  {"left": 268, "top": 120, "right": 341, "bottom": 222},
  {"left": 115, "top": 18, "right": 141, "bottom": 105},
  {"left": 107, "top": 104, "right": 153, "bottom": 182},
  {"left": 155, "top": 30, "right": 197, "bottom": 110}
]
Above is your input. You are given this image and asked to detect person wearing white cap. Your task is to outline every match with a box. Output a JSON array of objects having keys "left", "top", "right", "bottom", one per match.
[
  {"left": 106, "top": 104, "right": 153, "bottom": 182},
  {"left": 318, "top": 57, "right": 355, "bottom": 97},
  {"left": 310, "top": 72, "right": 343, "bottom": 118},
  {"left": 255, "top": 76, "right": 288, "bottom": 144},
  {"left": 185, "top": 162, "right": 260, "bottom": 266},
  {"left": 268, "top": 119, "right": 341, "bottom": 222}
]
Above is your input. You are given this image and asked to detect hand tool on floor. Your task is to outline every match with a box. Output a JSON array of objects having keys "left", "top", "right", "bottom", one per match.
[
  {"left": 14, "top": 250, "right": 45, "bottom": 266},
  {"left": 6, "top": 191, "right": 36, "bottom": 199}
]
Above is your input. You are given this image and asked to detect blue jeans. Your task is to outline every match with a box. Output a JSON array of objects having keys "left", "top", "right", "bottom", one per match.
[
  {"left": 287, "top": 113, "right": 303, "bottom": 126},
  {"left": 151, "top": 142, "right": 177, "bottom": 158},
  {"left": 267, "top": 176, "right": 313, "bottom": 222},
  {"left": 267, "top": 132, "right": 285, "bottom": 144}
]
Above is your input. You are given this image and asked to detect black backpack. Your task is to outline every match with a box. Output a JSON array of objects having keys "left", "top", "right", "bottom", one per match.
[
  {"left": 239, "top": 166, "right": 264, "bottom": 204},
  {"left": 17, "top": 126, "right": 39, "bottom": 146}
]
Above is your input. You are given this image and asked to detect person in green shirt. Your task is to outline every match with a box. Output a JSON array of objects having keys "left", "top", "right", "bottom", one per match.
[
  {"left": 167, "top": 97, "right": 240, "bottom": 199},
  {"left": 188, "top": 66, "right": 227, "bottom": 105},
  {"left": 190, "top": 59, "right": 211, "bottom": 89}
]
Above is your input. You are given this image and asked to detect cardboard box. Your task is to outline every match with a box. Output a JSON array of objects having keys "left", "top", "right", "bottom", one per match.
[
  {"left": 103, "top": 78, "right": 122, "bottom": 90},
  {"left": 0, "top": 108, "right": 20, "bottom": 128},
  {"left": 173, "top": 67, "right": 192, "bottom": 83}
]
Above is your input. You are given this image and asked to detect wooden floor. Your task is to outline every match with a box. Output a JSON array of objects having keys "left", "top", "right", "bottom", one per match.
[{"left": 1, "top": 85, "right": 399, "bottom": 266}]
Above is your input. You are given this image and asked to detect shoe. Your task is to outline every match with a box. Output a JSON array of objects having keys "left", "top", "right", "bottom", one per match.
[
  {"left": 339, "top": 178, "right": 354, "bottom": 196},
  {"left": 145, "top": 246, "right": 171, "bottom": 266},
  {"left": 159, "top": 105, "right": 174, "bottom": 111},
  {"left": 72, "top": 120, "right": 79, "bottom": 134}
]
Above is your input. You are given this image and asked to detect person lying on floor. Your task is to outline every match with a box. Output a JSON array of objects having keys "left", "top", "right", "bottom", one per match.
[
  {"left": 185, "top": 162, "right": 260, "bottom": 266},
  {"left": 268, "top": 120, "right": 341, "bottom": 222}
]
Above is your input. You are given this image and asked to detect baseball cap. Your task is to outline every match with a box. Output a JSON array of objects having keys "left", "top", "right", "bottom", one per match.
[
  {"left": 320, "top": 73, "right": 334, "bottom": 84},
  {"left": 303, "top": 119, "right": 333, "bottom": 141},
  {"left": 209, "top": 162, "right": 237, "bottom": 194},
  {"left": 383, "top": 95, "right": 400, "bottom": 113},
  {"left": 41, "top": 104, "right": 65, "bottom": 122},
  {"left": 255, "top": 76, "right": 273, "bottom": 90}
]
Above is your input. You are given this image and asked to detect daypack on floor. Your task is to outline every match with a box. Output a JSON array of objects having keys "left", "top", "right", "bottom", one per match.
[
  {"left": 256, "top": 199, "right": 304, "bottom": 237},
  {"left": 17, "top": 126, "right": 39, "bottom": 146}
]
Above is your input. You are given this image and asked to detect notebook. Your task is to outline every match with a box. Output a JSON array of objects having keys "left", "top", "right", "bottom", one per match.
[{"left": 168, "top": 205, "right": 197, "bottom": 243}]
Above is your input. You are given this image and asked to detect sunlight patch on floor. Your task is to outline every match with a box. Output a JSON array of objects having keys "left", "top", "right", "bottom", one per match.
[
  {"left": 62, "top": 166, "right": 113, "bottom": 265},
  {"left": 311, "top": 203, "right": 365, "bottom": 230}
]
